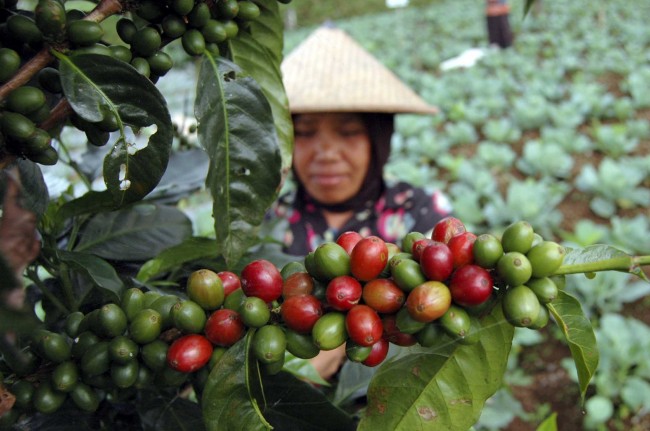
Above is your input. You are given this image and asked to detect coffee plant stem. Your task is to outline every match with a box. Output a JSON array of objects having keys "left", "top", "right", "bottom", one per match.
[
  {"left": 59, "top": 263, "right": 77, "bottom": 311},
  {"left": 0, "top": 50, "right": 54, "bottom": 101},
  {"left": 40, "top": 99, "right": 73, "bottom": 133},
  {"left": 57, "top": 141, "right": 93, "bottom": 191},
  {"left": 26, "top": 268, "right": 70, "bottom": 315},
  {"left": 85, "top": 0, "right": 124, "bottom": 23},
  {"left": 553, "top": 255, "right": 650, "bottom": 276}
]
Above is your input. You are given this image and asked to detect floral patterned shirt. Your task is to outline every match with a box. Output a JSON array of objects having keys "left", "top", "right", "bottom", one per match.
[{"left": 270, "top": 182, "right": 452, "bottom": 256}]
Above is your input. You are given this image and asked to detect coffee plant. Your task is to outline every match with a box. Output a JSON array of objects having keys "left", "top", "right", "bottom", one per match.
[{"left": 0, "top": 0, "right": 649, "bottom": 430}]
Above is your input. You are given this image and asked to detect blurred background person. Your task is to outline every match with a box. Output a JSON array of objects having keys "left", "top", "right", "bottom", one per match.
[{"left": 486, "top": 0, "right": 514, "bottom": 48}]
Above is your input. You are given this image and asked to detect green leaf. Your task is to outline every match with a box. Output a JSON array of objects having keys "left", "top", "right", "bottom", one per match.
[
  {"left": 57, "top": 190, "right": 115, "bottom": 219},
  {"left": 203, "top": 331, "right": 270, "bottom": 431},
  {"left": 57, "top": 249, "right": 125, "bottom": 302},
  {"left": 136, "top": 237, "right": 221, "bottom": 283},
  {"left": 358, "top": 308, "right": 514, "bottom": 431},
  {"left": 523, "top": 0, "right": 537, "bottom": 17},
  {"left": 195, "top": 54, "right": 282, "bottom": 267},
  {"left": 282, "top": 353, "right": 330, "bottom": 386},
  {"left": 536, "top": 413, "right": 558, "bottom": 431},
  {"left": 262, "top": 371, "right": 357, "bottom": 431},
  {"left": 547, "top": 290, "right": 599, "bottom": 402},
  {"left": 228, "top": 1, "right": 294, "bottom": 178},
  {"left": 73, "top": 203, "right": 192, "bottom": 261},
  {"left": 56, "top": 52, "right": 173, "bottom": 206},
  {"left": 137, "top": 389, "right": 205, "bottom": 431}
]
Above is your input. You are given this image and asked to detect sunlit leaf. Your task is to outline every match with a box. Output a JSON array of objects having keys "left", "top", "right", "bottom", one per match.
[
  {"left": 228, "top": 0, "right": 294, "bottom": 180},
  {"left": 136, "top": 237, "right": 221, "bottom": 283},
  {"left": 56, "top": 53, "right": 173, "bottom": 206},
  {"left": 358, "top": 307, "right": 514, "bottom": 431},
  {"left": 202, "top": 331, "right": 271, "bottom": 431},
  {"left": 548, "top": 290, "right": 599, "bottom": 402},
  {"left": 536, "top": 413, "right": 558, "bottom": 431},
  {"left": 195, "top": 54, "right": 282, "bottom": 267}
]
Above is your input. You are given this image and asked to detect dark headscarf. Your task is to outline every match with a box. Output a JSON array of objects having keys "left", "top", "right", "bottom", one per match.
[{"left": 293, "top": 113, "right": 394, "bottom": 213}]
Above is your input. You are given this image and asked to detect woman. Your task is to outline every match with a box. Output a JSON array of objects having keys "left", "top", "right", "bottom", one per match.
[
  {"left": 271, "top": 25, "right": 451, "bottom": 257},
  {"left": 268, "top": 26, "right": 452, "bottom": 380}
]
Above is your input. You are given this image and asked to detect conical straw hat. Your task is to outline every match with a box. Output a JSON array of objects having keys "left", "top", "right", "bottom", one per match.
[{"left": 282, "top": 25, "right": 438, "bottom": 115}]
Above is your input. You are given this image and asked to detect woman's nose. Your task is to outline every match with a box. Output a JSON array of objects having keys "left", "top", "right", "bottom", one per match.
[{"left": 312, "top": 133, "right": 341, "bottom": 159}]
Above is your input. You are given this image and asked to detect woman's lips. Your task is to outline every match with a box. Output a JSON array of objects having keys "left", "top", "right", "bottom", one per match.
[{"left": 311, "top": 174, "right": 347, "bottom": 187}]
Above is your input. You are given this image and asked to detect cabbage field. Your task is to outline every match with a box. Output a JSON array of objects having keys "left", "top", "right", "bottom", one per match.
[{"left": 281, "top": 0, "right": 650, "bottom": 429}]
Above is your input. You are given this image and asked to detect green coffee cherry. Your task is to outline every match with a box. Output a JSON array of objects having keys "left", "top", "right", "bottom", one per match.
[
  {"left": 129, "top": 309, "right": 162, "bottom": 344},
  {"left": 116, "top": 18, "right": 137, "bottom": 43},
  {"left": 501, "top": 221, "right": 535, "bottom": 254},
  {"left": 130, "top": 57, "right": 151, "bottom": 77},
  {"left": 237, "top": 1, "right": 261, "bottom": 20},
  {"left": 28, "top": 145, "right": 59, "bottom": 165},
  {"left": 1, "top": 111, "right": 36, "bottom": 142},
  {"left": 111, "top": 360, "right": 139, "bottom": 389},
  {"left": 33, "top": 381, "right": 66, "bottom": 414},
  {"left": 121, "top": 287, "right": 145, "bottom": 321},
  {"left": 108, "top": 335, "right": 139, "bottom": 364},
  {"left": 71, "top": 43, "right": 112, "bottom": 57},
  {"left": 136, "top": 0, "right": 165, "bottom": 22},
  {"left": 182, "top": 29, "right": 206, "bottom": 56},
  {"left": 526, "top": 241, "right": 565, "bottom": 278},
  {"left": 80, "top": 340, "right": 110, "bottom": 377},
  {"left": 0, "top": 48, "right": 21, "bottom": 83},
  {"left": 67, "top": 20, "right": 104, "bottom": 46},
  {"left": 140, "top": 339, "right": 168, "bottom": 371},
  {"left": 64, "top": 311, "right": 85, "bottom": 338},
  {"left": 51, "top": 360, "right": 79, "bottom": 392},
  {"left": 24, "top": 128, "right": 53, "bottom": 156},
  {"left": 70, "top": 382, "right": 100, "bottom": 412},
  {"left": 97, "top": 302, "right": 128, "bottom": 337},
  {"left": 7, "top": 14, "right": 43, "bottom": 45},
  {"left": 37, "top": 66, "right": 62, "bottom": 93},
  {"left": 187, "top": 3, "right": 211, "bottom": 28},
  {"left": 147, "top": 51, "right": 173, "bottom": 76},
  {"left": 216, "top": 0, "right": 240, "bottom": 19},
  {"left": 109, "top": 45, "right": 133, "bottom": 63},
  {"left": 162, "top": 14, "right": 187, "bottom": 39},
  {"left": 201, "top": 19, "right": 228, "bottom": 43},
  {"left": 222, "top": 20, "right": 239, "bottom": 39},
  {"left": 11, "top": 380, "right": 34, "bottom": 409},
  {"left": 35, "top": 0, "right": 67, "bottom": 42},
  {"left": 502, "top": 285, "right": 541, "bottom": 328},
  {"left": 172, "top": 0, "right": 195, "bottom": 16},
  {"left": 252, "top": 325, "right": 286, "bottom": 364},
  {"left": 131, "top": 26, "right": 162, "bottom": 57}
]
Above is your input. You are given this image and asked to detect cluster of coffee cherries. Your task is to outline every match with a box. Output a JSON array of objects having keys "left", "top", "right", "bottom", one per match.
[
  {"left": 0, "top": 216, "right": 565, "bottom": 420},
  {"left": 0, "top": 0, "right": 291, "bottom": 166}
]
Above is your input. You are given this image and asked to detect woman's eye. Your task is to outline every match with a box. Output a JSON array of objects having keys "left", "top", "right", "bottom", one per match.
[
  {"left": 340, "top": 128, "right": 364, "bottom": 137},
  {"left": 294, "top": 129, "right": 314, "bottom": 138}
]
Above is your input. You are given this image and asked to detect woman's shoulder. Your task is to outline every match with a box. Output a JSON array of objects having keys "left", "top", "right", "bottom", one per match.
[{"left": 383, "top": 181, "right": 452, "bottom": 214}]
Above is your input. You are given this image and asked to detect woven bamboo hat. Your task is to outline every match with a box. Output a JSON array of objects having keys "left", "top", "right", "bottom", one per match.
[{"left": 282, "top": 25, "right": 438, "bottom": 115}]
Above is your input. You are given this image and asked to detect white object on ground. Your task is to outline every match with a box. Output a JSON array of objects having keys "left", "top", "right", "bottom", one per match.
[{"left": 440, "top": 48, "right": 486, "bottom": 71}]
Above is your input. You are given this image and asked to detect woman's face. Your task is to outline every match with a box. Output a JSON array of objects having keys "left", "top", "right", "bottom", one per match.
[{"left": 292, "top": 113, "right": 371, "bottom": 205}]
